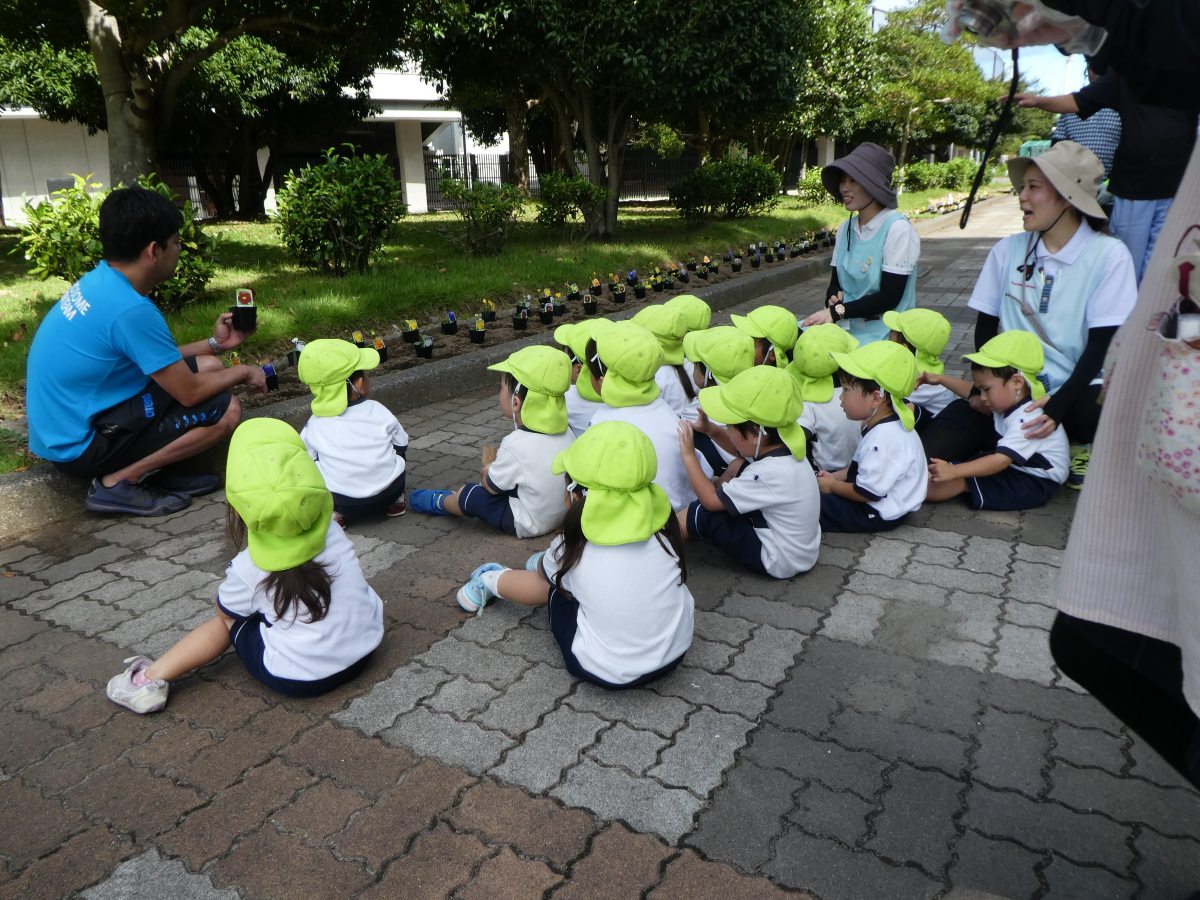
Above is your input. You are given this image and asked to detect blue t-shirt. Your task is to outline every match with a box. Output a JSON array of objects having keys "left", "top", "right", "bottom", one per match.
[{"left": 26, "top": 262, "right": 182, "bottom": 462}]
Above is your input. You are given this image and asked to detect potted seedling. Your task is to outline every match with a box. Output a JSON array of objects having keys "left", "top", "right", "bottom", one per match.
[
  {"left": 470, "top": 316, "right": 487, "bottom": 344},
  {"left": 513, "top": 306, "right": 529, "bottom": 331},
  {"left": 480, "top": 298, "right": 497, "bottom": 323},
  {"left": 372, "top": 333, "right": 388, "bottom": 363},
  {"left": 567, "top": 282, "right": 582, "bottom": 303},
  {"left": 584, "top": 293, "right": 599, "bottom": 314},
  {"left": 732, "top": 250, "right": 743, "bottom": 272},
  {"left": 652, "top": 273, "right": 664, "bottom": 293},
  {"left": 416, "top": 335, "right": 434, "bottom": 358},
  {"left": 607, "top": 272, "right": 620, "bottom": 295},
  {"left": 287, "top": 337, "right": 306, "bottom": 366},
  {"left": 626, "top": 269, "right": 639, "bottom": 287},
  {"left": 539, "top": 299, "right": 555, "bottom": 324},
  {"left": 553, "top": 291, "right": 566, "bottom": 317},
  {"left": 262, "top": 362, "right": 278, "bottom": 391},
  {"left": 677, "top": 262, "right": 690, "bottom": 284},
  {"left": 633, "top": 278, "right": 647, "bottom": 299},
  {"left": 686, "top": 256, "right": 698, "bottom": 272},
  {"left": 706, "top": 253, "right": 718, "bottom": 274},
  {"left": 402, "top": 319, "right": 420, "bottom": 343},
  {"left": 750, "top": 248, "right": 761, "bottom": 269},
  {"left": 589, "top": 274, "right": 603, "bottom": 297},
  {"left": 441, "top": 311, "right": 458, "bottom": 335}
]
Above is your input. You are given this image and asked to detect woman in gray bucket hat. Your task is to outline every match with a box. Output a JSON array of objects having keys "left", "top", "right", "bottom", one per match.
[
  {"left": 801, "top": 142, "right": 921, "bottom": 345},
  {"left": 920, "top": 140, "right": 1137, "bottom": 488}
]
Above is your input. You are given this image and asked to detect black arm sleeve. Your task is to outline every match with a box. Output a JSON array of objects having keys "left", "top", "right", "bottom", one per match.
[
  {"left": 1044, "top": 326, "right": 1118, "bottom": 424},
  {"left": 974, "top": 312, "right": 1000, "bottom": 350},
  {"left": 838, "top": 271, "right": 911, "bottom": 320},
  {"left": 826, "top": 267, "right": 841, "bottom": 303},
  {"left": 1073, "top": 71, "right": 1119, "bottom": 120}
]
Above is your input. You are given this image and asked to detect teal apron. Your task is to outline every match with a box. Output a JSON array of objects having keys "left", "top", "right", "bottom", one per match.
[{"left": 834, "top": 209, "right": 917, "bottom": 344}]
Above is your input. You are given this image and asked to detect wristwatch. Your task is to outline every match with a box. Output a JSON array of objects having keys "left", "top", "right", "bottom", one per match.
[
  {"left": 208, "top": 336, "right": 222, "bottom": 354},
  {"left": 831, "top": 302, "right": 847, "bottom": 322}
]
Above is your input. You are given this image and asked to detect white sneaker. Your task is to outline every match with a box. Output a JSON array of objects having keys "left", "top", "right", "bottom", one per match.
[{"left": 106, "top": 656, "right": 169, "bottom": 713}]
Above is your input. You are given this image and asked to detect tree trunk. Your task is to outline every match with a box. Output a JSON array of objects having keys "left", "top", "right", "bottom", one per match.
[
  {"left": 81, "top": 0, "right": 157, "bottom": 185},
  {"left": 697, "top": 109, "right": 712, "bottom": 164},
  {"left": 798, "top": 137, "right": 810, "bottom": 177},
  {"left": 505, "top": 94, "right": 531, "bottom": 193}
]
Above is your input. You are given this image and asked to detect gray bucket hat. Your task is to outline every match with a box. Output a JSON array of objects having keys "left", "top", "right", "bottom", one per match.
[
  {"left": 822, "top": 143, "right": 898, "bottom": 209},
  {"left": 1007, "top": 140, "right": 1106, "bottom": 221}
]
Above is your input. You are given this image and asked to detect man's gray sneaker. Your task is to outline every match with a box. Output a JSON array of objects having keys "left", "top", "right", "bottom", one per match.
[{"left": 85, "top": 478, "right": 191, "bottom": 516}]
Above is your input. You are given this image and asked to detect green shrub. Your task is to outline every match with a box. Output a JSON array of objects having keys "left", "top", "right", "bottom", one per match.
[
  {"left": 669, "top": 155, "right": 780, "bottom": 221},
  {"left": 797, "top": 167, "right": 832, "bottom": 206},
  {"left": 17, "top": 173, "right": 214, "bottom": 310},
  {"left": 535, "top": 172, "right": 609, "bottom": 236},
  {"left": 900, "top": 158, "right": 979, "bottom": 192},
  {"left": 900, "top": 160, "right": 938, "bottom": 191},
  {"left": 275, "top": 147, "right": 406, "bottom": 276},
  {"left": 940, "top": 157, "right": 977, "bottom": 191},
  {"left": 440, "top": 179, "right": 526, "bottom": 256}
]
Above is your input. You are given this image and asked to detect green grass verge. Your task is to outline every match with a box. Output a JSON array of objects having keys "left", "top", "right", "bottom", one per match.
[{"left": 0, "top": 185, "right": 977, "bottom": 473}]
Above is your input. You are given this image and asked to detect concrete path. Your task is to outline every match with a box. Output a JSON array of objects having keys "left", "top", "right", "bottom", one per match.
[{"left": 2, "top": 196, "right": 1199, "bottom": 899}]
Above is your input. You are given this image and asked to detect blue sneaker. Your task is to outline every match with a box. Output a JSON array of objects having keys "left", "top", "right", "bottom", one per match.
[
  {"left": 410, "top": 489, "right": 452, "bottom": 515},
  {"left": 146, "top": 469, "right": 220, "bottom": 497},
  {"left": 85, "top": 478, "right": 190, "bottom": 517},
  {"left": 456, "top": 563, "right": 506, "bottom": 615},
  {"left": 524, "top": 551, "right": 545, "bottom": 573}
]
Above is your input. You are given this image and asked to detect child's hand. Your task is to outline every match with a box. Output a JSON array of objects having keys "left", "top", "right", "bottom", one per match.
[
  {"left": 677, "top": 420, "right": 696, "bottom": 455},
  {"left": 693, "top": 409, "right": 712, "bottom": 435},
  {"left": 916, "top": 371, "right": 940, "bottom": 387},
  {"left": 481, "top": 445, "right": 498, "bottom": 466},
  {"left": 816, "top": 470, "right": 835, "bottom": 494},
  {"left": 928, "top": 458, "right": 956, "bottom": 482},
  {"left": 479, "top": 463, "right": 490, "bottom": 484}
]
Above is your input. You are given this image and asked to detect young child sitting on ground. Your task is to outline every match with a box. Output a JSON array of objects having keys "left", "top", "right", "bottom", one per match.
[
  {"left": 554, "top": 319, "right": 614, "bottom": 437},
  {"left": 664, "top": 294, "right": 712, "bottom": 421},
  {"left": 455, "top": 421, "right": 694, "bottom": 690},
  {"left": 587, "top": 321, "right": 698, "bottom": 510},
  {"left": 410, "top": 345, "right": 574, "bottom": 538},
  {"left": 882, "top": 308, "right": 956, "bottom": 439},
  {"left": 678, "top": 365, "right": 820, "bottom": 579},
  {"left": 787, "top": 323, "right": 862, "bottom": 472},
  {"left": 924, "top": 331, "right": 1069, "bottom": 509},
  {"left": 633, "top": 304, "right": 696, "bottom": 416},
  {"left": 297, "top": 339, "right": 409, "bottom": 526},
  {"left": 681, "top": 325, "right": 756, "bottom": 476},
  {"left": 105, "top": 418, "right": 384, "bottom": 712},
  {"left": 732, "top": 304, "right": 801, "bottom": 368},
  {"left": 818, "top": 341, "right": 927, "bottom": 532}
]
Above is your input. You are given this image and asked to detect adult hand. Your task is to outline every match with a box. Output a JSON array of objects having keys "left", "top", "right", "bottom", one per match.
[
  {"left": 826, "top": 290, "right": 844, "bottom": 309},
  {"left": 1020, "top": 394, "right": 1058, "bottom": 439},
  {"left": 1014, "top": 92, "right": 1043, "bottom": 108},
  {"left": 802, "top": 308, "right": 834, "bottom": 328},
  {"left": 241, "top": 364, "right": 269, "bottom": 395},
  {"left": 928, "top": 458, "right": 956, "bottom": 483},
  {"left": 213, "top": 312, "right": 249, "bottom": 351}
]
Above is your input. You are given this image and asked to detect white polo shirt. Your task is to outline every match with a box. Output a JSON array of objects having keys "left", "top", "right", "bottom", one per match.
[
  {"left": 993, "top": 404, "right": 1070, "bottom": 483},
  {"left": 565, "top": 385, "right": 605, "bottom": 437},
  {"left": 654, "top": 365, "right": 694, "bottom": 417},
  {"left": 590, "top": 398, "right": 699, "bottom": 510},
  {"left": 799, "top": 389, "right": 862, "bottom": 472},
  {"left": 909, "top": 382, "right": 957, "bottom": 418},
  {"left": 542, "top": 533, "right": 694, "bottom": 685},
  {"left": 301, "top": 399, "right": 408, "bottom": 498},
  {"left": 849, "top": 415, "right": 927, "bottom": 520},
  {"left": 487, "top": 428, "right": 575, "bottom": 538},
  {"left": 217, "top": 520, "right": 384, "bottom": 681},
  {"left": 717, "top": 448, "right": 821, "bottom": 577},
  {"left": 833, "top": 211, "right": 921, "bottom": 275}
]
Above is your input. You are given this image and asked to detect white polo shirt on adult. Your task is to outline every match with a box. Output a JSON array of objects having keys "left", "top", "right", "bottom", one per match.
[
  {"left": 542, "top": 533, "right": 694, "bottom": 685},
  {"left": 301, "top": 398, "right": 408, "bottom": 498},
  {"left": 487, "top": 427, "right": 575, "bottom": 538},
  {"left": 217, "top": 520, "right": 384, "bottom": 681},
  {"left": 849, "top": 415, "right": 927, "bottom": 520},
  {"left": 590, "top": 397, "right": 699, "bottom": 510},
  {"left": 716, "top": 448, "right": 821, "bottom": 577}
]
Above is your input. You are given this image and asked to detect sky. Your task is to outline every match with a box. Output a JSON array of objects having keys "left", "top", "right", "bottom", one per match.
[{"left": 871, "top": 0, "right": 1085, "bottom": 95}]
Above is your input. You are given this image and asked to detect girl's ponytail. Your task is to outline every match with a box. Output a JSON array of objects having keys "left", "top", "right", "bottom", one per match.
[{"left": 264, "top": 563, "right": 332, "bottom": 624}]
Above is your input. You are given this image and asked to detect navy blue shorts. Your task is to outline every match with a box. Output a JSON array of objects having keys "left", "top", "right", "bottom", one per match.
[
  {"left": 458, "top": 482, "right": 517, "bottom": 535},
  {"left": 966, "top": 468, "right": 1059, "bottom": 511},
  {"left": 227, "top": 611, "right": 373, "bottom": 698},
  {"left": 547, "top": 586, "right": 685, "bottom": 690},
  {"left": 692, "top": 432, "right": 729, "bottom": 476},
  {"left": 331, "top": 471, "right": 406, "bottom": 522},
  {"left": 686, "top": 501, "right": 770, "bottom": 576},
  {"left": 819, "top": 494, "right": 908, "bottom": 533}
]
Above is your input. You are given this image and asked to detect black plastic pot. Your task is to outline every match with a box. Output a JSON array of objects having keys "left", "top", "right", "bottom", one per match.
[
  {"left": 584, "top": 300, "right": 598, "bottom": 314},
  {"left": 732, "top": 259, "right": 743, "bottom": 272},
  {"left": 481, "top": 310, "right": 496, "bottom": 323},
  {"left": 402, "top": 329, "right": 420, "bottom": 344},
  {"left": 539, "top": 310, "right": 554, "bottom": 324},
  {"left": 469, "top": 330, "right": 486, "bottom": 344},
  {"left": 634, "top": 286, "right": 646, "bottom": 299},
  {"left": 416, "top": 344, "right": 433, "bottom": 358},
  {"left": 441, "top": 322, "right": 458, "bottom": 335},
  {"left": 513, "top": 316, "right": 528, "bottom": 330}
]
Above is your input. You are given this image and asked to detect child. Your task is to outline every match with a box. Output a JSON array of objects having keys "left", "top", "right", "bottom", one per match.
[
  {"left": 410, "top": 346, "right": 574, "bottom": 538},
  {"left": 787, "top": 323, "right": 862, "bottom": 472},
  {"left": 632, "top": 304, "right": 695, "bottom": 416},
  {"left": 297, "top": 339, "right": 409, "bottom": 525},
  {"left": 554, "top": 319, "right": 614, "bottom": 437},
  {"left": 883, "top": 308, "right": 955, "bottom": 430},
  {"left": 681, "top": 325, "right": 756, "bottom": 475},
  {"left": 818, "top": 341, "right": 927, "bottom": 532},
  {"left": 587, "top": 321, "right": 698, "bottom": 510},
  {"left": 678, "top": 365, "right": 821, "bottom": 578},
  {"left": 665, "top": 293, "right": 713, "bottom": 418},
  {"left": 455, "top": 421, "right": 693, "bottom": 690},
  {"left": 731, "top": 304, "right": 800, "bottom": 368},
  {"left": 800, "top": 143, "right": 920, "bottom": 343},
  {"left": 925, "top": 331, "right": 1069, "bottom": 510},
  {"left": 105, "top": 418, "right": 384, "bottom": 712}
]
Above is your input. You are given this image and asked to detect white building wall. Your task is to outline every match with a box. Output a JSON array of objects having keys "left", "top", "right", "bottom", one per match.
[{"left": 0, "top": 114, "right": 109, "bottom": 226}]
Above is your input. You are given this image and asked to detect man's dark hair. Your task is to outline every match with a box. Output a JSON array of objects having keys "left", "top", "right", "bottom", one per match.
[{"left": 99, "top": 187, "right": 183, "bottom": 262}]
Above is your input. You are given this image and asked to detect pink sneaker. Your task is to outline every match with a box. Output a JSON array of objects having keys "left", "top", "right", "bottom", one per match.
[{"left": 106, "top": 656, "right": 168, "bottom": 713}]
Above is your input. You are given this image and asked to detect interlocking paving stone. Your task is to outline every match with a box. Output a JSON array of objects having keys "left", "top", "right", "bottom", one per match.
[
  {"left": 973, "top": 707, "right": 1052, "bottom": 794},
  {"left": 651, "top": 665, "right": 774, "bottom": 719},
  {"left": 472, "top": 663, "right": 574, "bottom": 735},
  {"left": 867, "top": 763, "right": 962, "bottom": 873},
  {"left": 1040, "top": 857, "right": 1137, "bottom": 900},
  {"left": 489, "top": 706, "right": 605, "bottom": 792},
  {"left": 553, "top": 759, "right": 704, "bottom": 843},
  {"left": 420, "top": 636, "right": 531, "bottom": 689},
  {"left": 333, "top": 662, "right": 452, "bottom": 735},
  {"left": 381, "top": 706, "right": 516, "bottom": 775},
  {"left": 1050, "top": 722, "right": 1127, "bottom": 775},
  {"left": 12, "top": 570, "right": 121, "bottom": 615},
  {"left": 1132, "top": 830, "right": 1200, "bottom": 897},
  {"left": 1048, "top": 761, "right": 1200, "bottom": 836},
  {"left": 785, "top": 780, "right": 873, "bottom": 844},
  {"left": 947, "top": 830, "right": 1044, "bottom": 899},
  {"left": 993, "top": 622, "right": 1059, "bottom": 685},
  {"left": 832, "top": 708, "right": 971, "bottom": 776},
  {"left": 857, "top": 537, "right": 912, "bottom": 576},
  {"left": 763, "top": 829, "right": 943, "bottom": 900},
  {"left": 726, "top": 624, "right": 804, "bottom": 684},
  {"left": 80, "top": 848, "right": 237, "bottom": 899},
  {"left": 819, "top": 592, "right": 885, "bottom": 644},
  {"left": 692, "top": 608, "right": 755, "bottom": 645},
  {"left": 587, "top": 722, "right": 669, "bottom": 773},
  {"left": 717, "top": 592, "right": 823, "bottom": 633},
  {"left": 685, "top": 760, "right": 795, "bottom": 867},
  {"left": 649, "top": 708, "right": 754, "bottom": 794}
]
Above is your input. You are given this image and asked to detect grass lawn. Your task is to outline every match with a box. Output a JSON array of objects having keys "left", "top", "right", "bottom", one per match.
[{"left": 0, "top": 185, "right": 976, "bottom": 467}]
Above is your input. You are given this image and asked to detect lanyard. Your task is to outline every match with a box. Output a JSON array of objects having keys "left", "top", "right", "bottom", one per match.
[{"left": 1037, "top": 268, "right": 1055, "bottom": 314}]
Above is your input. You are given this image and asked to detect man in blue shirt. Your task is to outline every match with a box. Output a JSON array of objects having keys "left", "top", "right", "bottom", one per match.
[{"left": 25, "top": 187, "right": 267, "bottom": 515}]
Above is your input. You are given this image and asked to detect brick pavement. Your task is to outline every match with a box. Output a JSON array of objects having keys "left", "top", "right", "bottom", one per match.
[{"left": 3, "top": 195, "right": 1199, "bottom": 899}]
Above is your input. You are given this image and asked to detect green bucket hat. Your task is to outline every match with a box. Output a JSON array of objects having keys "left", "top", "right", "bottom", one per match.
[
  {"left": 683, "top": 326, "right": 756, "bottom": 386},
  {"left": 632, "top": 304, "right": 688, "bottom": 365},
  {"left": 297, "top": 338, "right": 380, "bottom": 417},
  {"left": 830, "top": 341, "right": 919, "bottom": 431},
  {"left": 731, "top": 305, "right": 800, "bottom": 369},
  {"left": 698, "top": 366, "right": 808, "bottom": 460},
  {"left": 964, "top": 330, "right": 1048, "bottom": 400},
  {"left": 555, "top": 319, "right": 614, "bottom": 403},
  {"left": 882, "top": 308, "right": 951, "bottom": 375},
  {"left": 551, "top": 420, "right": 672, "bottom": 546},
  {"left": 225, "top": 418, "right": 333, "bottom": 572},
  {"left": 787, "top": 323, "right": 860, "bottom": 402},
  {"left": 487, "top": 345, "right": 571, "bottom": 434},
  {"left": 595, "top": 322, "right": 664, "bottom": 408},
  {"left": 665, "top": 293, "right": 712, "bottom": 332}
]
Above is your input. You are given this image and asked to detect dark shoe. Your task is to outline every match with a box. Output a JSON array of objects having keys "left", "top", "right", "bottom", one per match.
[
  {"left": 333, "top": 511, "right": 347, "bottom": 528},
  {"left": 86, "top": 478, "right": 191, "bottom": 516},
  {"left": 147, "top": 469, "right": 221, "bottom": 497},
  {"left": 387, "top": 495, "right": 407, "bottom": 517}
]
